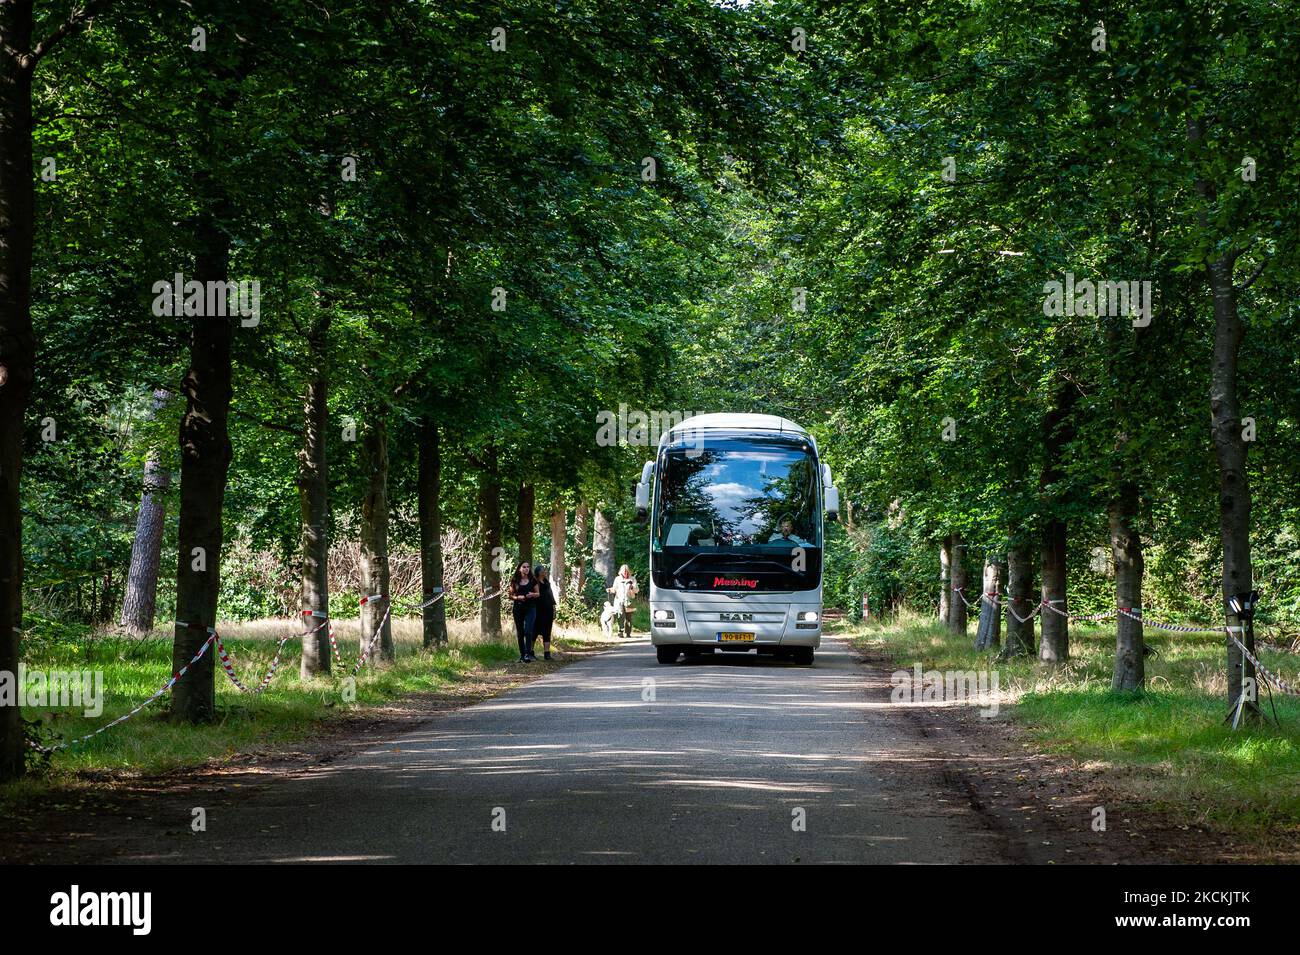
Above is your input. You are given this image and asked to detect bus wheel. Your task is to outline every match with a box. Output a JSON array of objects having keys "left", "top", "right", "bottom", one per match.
[
  {"left": 657, "top": 647, "right": 681, "bottom": 665},
  {"left": 791, "top": 647, "right": 814, "bottom": 665}
]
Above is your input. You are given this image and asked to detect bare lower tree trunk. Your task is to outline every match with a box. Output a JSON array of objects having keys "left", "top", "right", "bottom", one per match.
[
  {"left": 593, "top": 508, "right": 615, "bottom": 586},
  {"left": 1208, "top": 256, "right": 1256, "bottom": 717},
  {"left": 570, "top": 500, "right": 590, "bottom": 595},
  {"left": 418, "top": 421, "right": 448, "bottom": 649},
  {"left": 941, "top": 535, "right": 951, "bottom": 623},
  {"left": 1191, "top": 116, "right": 1257, "bottom": 718},
  {"left": 549, "top": 504, "right": 566, "bottom": 603},
  {"left": 1110, "top": 484, "right": 1145, "bottom": 691},
  {"left": 297, "top": 328, "right": 331, "bottom": 678},
  {"left": 360, "top": 417, "right": 393, "bottom": 662},
  {"left": 0, "top": 0, "right": 38, "bottom": 781},
  {"left": 120, "top": 453, "right": 170, "bottom": 634},
  {"left": 1039, "top": 519, "right": 1069, "bottom": 663},
  {"left": 517, "top": 482, "right": 534, "bottom": 568},
  {"left": 478, "top": 448, "right": 502, "bottom": 639},
  {"left": 171, "top": 205, "right": 233, "bottom": 724},
  {"left": 1002, "top": 542, "right": 1035, "bottom": 658},
  {"left": 1039, "top": 375, "right": 1075, "bottom": 663},
  {"left": 938, "top": 534, "right": 952, "bottom": 623},
  {"left": 948, "top": 533, "right": 967, "bottom": 635},
  {"left": 974, "top": 558, "right": 1002, "bottom": 651}
]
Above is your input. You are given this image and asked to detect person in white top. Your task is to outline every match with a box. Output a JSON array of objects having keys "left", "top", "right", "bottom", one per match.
[{"left": 607, "top": 564, "right": 638, "bottom": 639}]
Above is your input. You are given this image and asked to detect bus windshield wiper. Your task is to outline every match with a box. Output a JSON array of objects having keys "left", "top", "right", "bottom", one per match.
[
  {"left": 699, "top": 554, "right": 809, "bottom": 577},
  {"left": 671, "top": 553, "right": 704, "bottom": 587}
]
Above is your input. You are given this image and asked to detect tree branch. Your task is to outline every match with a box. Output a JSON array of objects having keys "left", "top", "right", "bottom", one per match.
[
  {"left": 1234, "top": 256, "right": 1269, "bottom": 292},
  {"left": 28, "top": 0, "right": 108, "bottom": 69}
]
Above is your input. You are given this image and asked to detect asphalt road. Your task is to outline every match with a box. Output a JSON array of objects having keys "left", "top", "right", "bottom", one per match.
[{"left": 114, "top": 636, "right": 1018, "bottom": 864}]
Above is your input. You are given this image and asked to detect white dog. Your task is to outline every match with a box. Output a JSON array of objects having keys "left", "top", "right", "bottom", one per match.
[{"left": 599, "top": 601, "right": 617, "bottom": 638}]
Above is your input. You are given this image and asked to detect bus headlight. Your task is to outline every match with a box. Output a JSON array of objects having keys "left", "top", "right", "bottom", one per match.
[
  {"left": 653, "top": 609, "right": 674, "bottom": 621},
  {"left": 798, "top": 611, "right": 819, "bottom": 623},
  {"left": 653, "top": 609, "right": 676, "bottom": 628}
]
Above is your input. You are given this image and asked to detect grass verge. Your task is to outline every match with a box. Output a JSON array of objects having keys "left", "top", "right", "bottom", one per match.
[
  {"left": 7, "top": 614, "right": 610, "bottom": 796},
  {"left": 853, "top": 611, "right": 1300, "bottom": 835}
]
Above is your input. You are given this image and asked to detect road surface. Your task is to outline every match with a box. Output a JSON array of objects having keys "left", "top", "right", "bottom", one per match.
[{"left": 99, "top": 636, "right": 1040, "bottom": 864}]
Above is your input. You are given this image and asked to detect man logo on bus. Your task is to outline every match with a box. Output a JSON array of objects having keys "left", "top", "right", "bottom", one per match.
[{"left": 713, "top": 576, "right": 758, "bottom": 589}]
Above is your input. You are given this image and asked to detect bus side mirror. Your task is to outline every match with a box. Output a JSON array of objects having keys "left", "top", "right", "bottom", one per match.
[
  {"left": 635, "top": 460, "right": 653, "bottom": 520},
  {"left": 825, "top": 485, "right": 840, "bottom": 522}
]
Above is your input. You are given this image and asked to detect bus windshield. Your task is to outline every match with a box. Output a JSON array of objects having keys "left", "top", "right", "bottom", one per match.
[{"left": 652, "top": 435, "right": 821, "bottom": 592}]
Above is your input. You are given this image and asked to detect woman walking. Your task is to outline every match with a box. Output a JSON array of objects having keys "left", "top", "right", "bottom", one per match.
[
  {"left": 607, "top": 564, "right": 638, "bottom": 639},
  {"left": 532, "top": 564, "right": 557, "bottom": 661},
  {"left": 508, "top": 560, "right": 539, "bottom": 662}
]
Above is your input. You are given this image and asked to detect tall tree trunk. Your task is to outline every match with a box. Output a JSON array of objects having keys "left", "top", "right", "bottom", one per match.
[
  {"left": 1208, "top": 256, "right": 1256, "bottom": 717},
  {"left": 1002, "top": 542, "right": 1035, "bottom": 658},
  {"left": 1109, "top": 483, "right": 1145, "bottom": 691},
  {"left": 570, "top": 500, "right": 590, "bottom": 595},
  {"left": 1191, "top": 116, "right": 1257, "bottom": 717},
  {"left": 297, "top": 323, "right": 331, "bottom": 677},
  {"left": 593, "top": 507, "right": 614, "bottom": 586},
  {"left": 170, "top": 205, "right": 233, "bottom": 724},
  {"left": 120, "top": 453, "right": 170, "bottom": 634},
  {"left": 478, "top": 448, "right": 502, "bottom": 639},
  {"left": 947, "top": 532, "right": 967, "bottom": 635},
  {"left": 360, "top": 416, "right": 393, "bottom": 662},
  {"left": 938, "top": 534, "right": 952, "bottom": 624},
  {"left": 517, "top": 482, "right": 534, "bottom": 568},
  {"left": 418, "top": 421, "right": 448, "bottom": 649},
  {"left": 0, "top": 3, "right": 37, "bottom": 779},
  {"left": 549, "top": 503, "right": 566, "bottom": 603},
  {"left": 1039, "top": 519, "right": 1069, "bottom": 663},
  {"left": 1038, "top": 378, "right": 1075, "bottom": 663},
  {"left": 120, "top": 387, "right": 172, "bottom": 635},
  {"left": 974, "top": 557, "right": 1002, "bottom": 651}
]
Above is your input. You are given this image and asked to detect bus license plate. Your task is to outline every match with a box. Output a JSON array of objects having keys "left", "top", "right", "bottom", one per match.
[{"left": 717, "top": 632, "right": 755, "bottom": 642}]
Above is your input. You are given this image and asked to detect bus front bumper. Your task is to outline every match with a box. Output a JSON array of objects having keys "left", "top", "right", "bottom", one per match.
[{"left": 648, "top": 607, "right": 822, "bottom": 648}]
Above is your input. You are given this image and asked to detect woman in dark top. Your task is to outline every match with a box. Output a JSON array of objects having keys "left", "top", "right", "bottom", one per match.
[
  {"left": 508, "top": 560, "right": 539, "bottom": 662},
  {"left": 532, "top": 564, "right": 557, "bottom": 661}
]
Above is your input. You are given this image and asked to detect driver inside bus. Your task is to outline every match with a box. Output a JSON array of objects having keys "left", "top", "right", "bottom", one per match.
[{"left": 767, "top": 515, "right": 809, "bottom": 547}]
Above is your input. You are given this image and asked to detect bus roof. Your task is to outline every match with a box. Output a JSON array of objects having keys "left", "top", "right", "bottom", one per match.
[{"left": 663, "top": 413, "right": 815, "bottom": 448}]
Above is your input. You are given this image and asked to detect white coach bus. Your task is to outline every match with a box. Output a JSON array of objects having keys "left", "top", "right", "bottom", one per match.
[{"left": 634, "top": 413, "right": 839, "bottom": 665}]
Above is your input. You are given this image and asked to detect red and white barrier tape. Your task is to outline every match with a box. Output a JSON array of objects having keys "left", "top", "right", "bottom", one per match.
[
  {"left": 1115, "top": 606, "right": 1225, "bottom": 634},
  {"left": 1041, "top": 601, "right": 1119, "bottom": 622},
  {"left": 28, "top": 626, "right": 217, "bottom": 753},
  {"left": 327, "top": 622, "right": 345, "bottom": 670},
  {"left": 1003, "top": 596, "right": 1042, "bottom": 624},
  {"left": 352, "top": 596, "right": 393, "bottom": 676},
  {"left": 970, "top": 595, "right": 1298, "bottom": 695},
  {"left": 1228, "top": 631, "right": 1300, "bottom": 697},
  {"left": 215, "top": 616, "right": 329, "bottom": 694}
]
